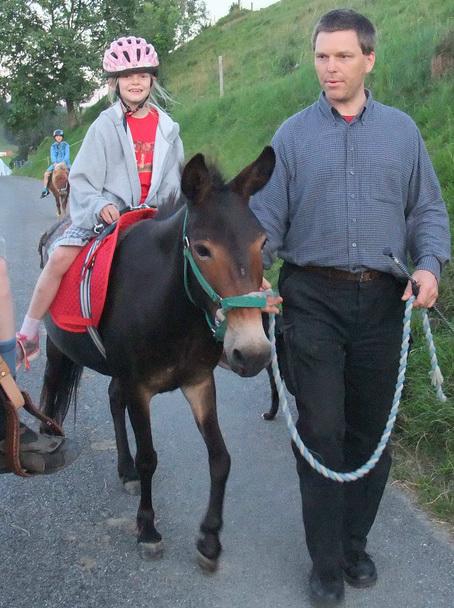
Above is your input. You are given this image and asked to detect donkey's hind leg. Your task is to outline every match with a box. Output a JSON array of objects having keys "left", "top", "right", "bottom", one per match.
[
  {"left": 108, "top": 378, "right": 140, "bottom": 495},
  {"left": 51, "top": 188, "right": 61, "bottom": 217},
  {"left": 262, "top": 362, "right": 279, "bottom": 420},
  {"left": 39, "top": 335, "right": 83, "bottom": 431},
  {"left": 181, "top": 374, "right": 231, "bottom": 572}
]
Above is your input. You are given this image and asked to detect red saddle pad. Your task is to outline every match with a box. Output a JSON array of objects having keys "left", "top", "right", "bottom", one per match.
[{"left": 49, "top": 208, "right": 157, "bottom": 333}]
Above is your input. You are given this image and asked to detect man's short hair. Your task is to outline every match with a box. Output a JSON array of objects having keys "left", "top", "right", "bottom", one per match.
[{"left": 312, "top": 9, "right": 376, "bottom": 54}]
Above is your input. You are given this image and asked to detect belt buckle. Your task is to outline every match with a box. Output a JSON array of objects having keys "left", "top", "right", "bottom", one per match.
[{"left": 359, "top": 270, "right": 367, "bottom": 282}]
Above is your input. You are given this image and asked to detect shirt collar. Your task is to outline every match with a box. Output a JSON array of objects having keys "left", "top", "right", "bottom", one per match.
[{"left": 318, "top": 89, "right": 374, "bottom": 124}]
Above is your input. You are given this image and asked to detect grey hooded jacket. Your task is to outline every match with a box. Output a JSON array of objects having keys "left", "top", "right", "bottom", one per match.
[{"left": 68, "top": 101, "right": 184, "bottom": 230}]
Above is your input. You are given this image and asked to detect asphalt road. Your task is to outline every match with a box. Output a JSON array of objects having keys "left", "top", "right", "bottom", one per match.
[{"left": 0, "top": 176, "right": 452, "bottom": 608}]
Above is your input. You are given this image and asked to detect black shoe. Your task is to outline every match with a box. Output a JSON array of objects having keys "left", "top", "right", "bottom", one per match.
[
  {"left": 343, "top": 550, "right": 377, "bottom": 588},
  {"left": 0, "top": 425, "right": 80, "bottom": 475},
  {"left": 40, "top": 189, "right": 50, "bottom": 199},
  {"left": 309, "top": 568, "right": 345, "bottom": 607}
]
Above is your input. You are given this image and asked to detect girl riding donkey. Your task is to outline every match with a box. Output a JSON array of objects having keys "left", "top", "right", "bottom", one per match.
[
  {"left": 41, "top": 129, "right": 71, "bottom": 198},
  {"left": 17, "top": 36, "right": 185, "bottom": 366}
]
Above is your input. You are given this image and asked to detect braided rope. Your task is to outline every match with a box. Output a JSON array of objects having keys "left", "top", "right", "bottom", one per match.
[
  {"left": 421, "top": 310, "right": 447, "bottom": 402},
  {"left": 268, "top": 295, "right": 445, "bottom": 483}
]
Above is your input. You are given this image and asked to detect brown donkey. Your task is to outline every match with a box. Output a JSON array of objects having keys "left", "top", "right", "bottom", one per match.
[{"left": 39, "top": 148, "right": 276, "bottom": 569}]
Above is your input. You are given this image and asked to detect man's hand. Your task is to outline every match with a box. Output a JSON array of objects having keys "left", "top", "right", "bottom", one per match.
[
  {"left": 260, "top": 277, "right": 283, "bottom": 314},
  {"left": 401, "top": 269, "right": 438, "bottom": 309},
  {"left": 99, "top": 204, "right": 120, "bottom": 225}
]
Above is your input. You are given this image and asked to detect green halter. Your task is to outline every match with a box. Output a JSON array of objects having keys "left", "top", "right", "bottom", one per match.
[{"left": 182, "top": 209, "right": 268, "bottom": 341}]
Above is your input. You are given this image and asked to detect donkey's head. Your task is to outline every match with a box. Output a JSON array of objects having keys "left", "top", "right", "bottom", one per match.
[
  {"left": 52, "top": 162, "right": 69, "bottom": 192},
  {"left": 181, "top": 147, "right": 275, "bottom": 377}
]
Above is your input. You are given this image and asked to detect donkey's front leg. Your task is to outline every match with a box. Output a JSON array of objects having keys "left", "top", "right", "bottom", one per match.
[
  {"left": 122, "top": 382, "right": 162, "bottom": 560},
  {"left": 181, "top": 374, "right": 231, "bottom": 572}
]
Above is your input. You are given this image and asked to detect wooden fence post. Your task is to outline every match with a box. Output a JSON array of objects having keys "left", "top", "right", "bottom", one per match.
[{"left": 218, "top": 55, "right": 224, "bottom": 98}]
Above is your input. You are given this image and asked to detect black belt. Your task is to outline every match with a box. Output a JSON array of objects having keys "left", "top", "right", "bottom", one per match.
[{"left": 301, "top": 266, "right": 385, "bottom": 282}]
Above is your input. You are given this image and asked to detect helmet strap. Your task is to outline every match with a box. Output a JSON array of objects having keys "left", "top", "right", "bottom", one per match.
[{"left": 116, "top": 83, "right": 149, "bottom": 120}]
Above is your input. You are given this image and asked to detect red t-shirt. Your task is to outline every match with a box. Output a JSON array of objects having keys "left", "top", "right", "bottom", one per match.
[
  {"left": 126, "top": 109, "right": 159, "bottom": 203},
  {"left": 343, "top": 115, "right": 355, "bottom": 123}
]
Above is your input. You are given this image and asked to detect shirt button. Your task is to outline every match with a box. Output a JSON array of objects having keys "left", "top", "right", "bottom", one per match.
[
  {"left": 350, "top": 146, "right": 354, "bottom": 151},
  {"left": 350, "top": 193, "right": 355, "bottom": 199},
  {"left": 352, "top": 242, "right": 357, "bottom": 248},
  {"left": 352, "top": 218, "right": 357, "bottom": 222},
  {"left": 349, "top": 170, "right": 354, "bottom": 175}
]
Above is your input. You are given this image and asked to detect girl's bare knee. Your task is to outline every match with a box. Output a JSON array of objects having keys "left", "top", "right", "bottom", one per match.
[{"left": 48, "top": 247, "right": 80, "bottom": 276}]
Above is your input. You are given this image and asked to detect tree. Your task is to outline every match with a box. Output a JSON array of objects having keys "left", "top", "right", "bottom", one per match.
[
  {"left": 0, "top": 0, "right": 138, "bottom": 135},
  {"left": 137, "top": 1, "right": 208, "bottom": 58}
]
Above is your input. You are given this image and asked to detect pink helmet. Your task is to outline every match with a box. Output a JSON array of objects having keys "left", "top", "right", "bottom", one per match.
[{"left": 103, "top": 37, "right": 159, "bottom": 75}]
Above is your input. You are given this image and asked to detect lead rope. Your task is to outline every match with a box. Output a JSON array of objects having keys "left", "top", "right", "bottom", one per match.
[{"left": 269, "top": 296, "right": 447, "bottom": 482}]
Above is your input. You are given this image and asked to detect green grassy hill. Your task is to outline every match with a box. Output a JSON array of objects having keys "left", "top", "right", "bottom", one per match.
[{"left": 17, "top": 0, "right": 454, "bottom": 525}]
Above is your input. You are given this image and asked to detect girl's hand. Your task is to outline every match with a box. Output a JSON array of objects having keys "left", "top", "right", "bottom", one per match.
[{"left": 99, "top": 204, "right": 120, "bottom": 224}]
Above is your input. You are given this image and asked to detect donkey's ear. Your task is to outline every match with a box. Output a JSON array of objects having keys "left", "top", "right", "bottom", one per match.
[
  {"left": 181, "top": 153, "right": 210, "bottom": 202},
  {"left": 228, "top": 146, "right": 276, "bottom": 200}
]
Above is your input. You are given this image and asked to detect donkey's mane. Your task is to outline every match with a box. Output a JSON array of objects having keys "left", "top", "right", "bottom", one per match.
[
  {"left": 155, "top": 192, "right": 185, "bottom": 221},
  {"left": 156, "top": 162, "right": 227, "bottom": 221},
  {"left": 205, "top": 163, "right": 226, "bottom": 192}
]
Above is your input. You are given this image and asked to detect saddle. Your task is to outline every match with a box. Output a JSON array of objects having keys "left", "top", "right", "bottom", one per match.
[
  {"left": 49, "top": 208, "right": 157, "bottom": 335},
  {"left": 0, "top": 356, "right": 64, "bottom": 477}
]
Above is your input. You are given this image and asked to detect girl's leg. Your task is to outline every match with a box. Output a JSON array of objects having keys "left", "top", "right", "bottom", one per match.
[
  {"left": 17, "top": 245, "right": 82, "bottom": 367},
  {"left": 41, "top": 171, "right": 51, "bottom": 197}
]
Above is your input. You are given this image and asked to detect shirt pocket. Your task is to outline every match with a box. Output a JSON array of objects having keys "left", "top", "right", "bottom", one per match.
[{"left": 367, "top": 159, "right": 406, "bottom": 205}]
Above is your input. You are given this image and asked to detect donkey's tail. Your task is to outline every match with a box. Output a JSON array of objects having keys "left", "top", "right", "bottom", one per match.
[{"left": 39, "top": 338, "right": 84, "bottom": 429}]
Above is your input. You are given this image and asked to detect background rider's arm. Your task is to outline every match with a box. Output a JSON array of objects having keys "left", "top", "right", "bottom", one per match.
[
  {"left": 250, "top": 130, "right": 291, "bottom": 269},
  {"left": 63, "top": 142, "right": 71, "bottom": 167},
  {"left": 50, "top": 143, "right": 57, "bottom": 165}
]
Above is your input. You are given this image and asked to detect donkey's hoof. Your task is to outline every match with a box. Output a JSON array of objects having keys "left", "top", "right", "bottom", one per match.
[
  {"left": 123, "top": 479, "right": 141, "bottom": 495},
  {"left": 196, "top": 534, "right": 221, "bottom": 572},
  {"left": 138, "top": 540, "right": 164, "bottom": 561},
  {"left": 197, "top": 549, "right": 218, "bottom": 573}
]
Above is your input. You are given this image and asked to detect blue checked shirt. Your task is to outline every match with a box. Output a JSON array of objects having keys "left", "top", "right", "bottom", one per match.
[{"left": 250, "top": 91, "right": 450, "bottom": 280}]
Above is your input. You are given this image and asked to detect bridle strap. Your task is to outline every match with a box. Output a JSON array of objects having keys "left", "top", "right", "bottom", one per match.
[{"left": 182, "top": 209, "right": 268, "bottom": 341}]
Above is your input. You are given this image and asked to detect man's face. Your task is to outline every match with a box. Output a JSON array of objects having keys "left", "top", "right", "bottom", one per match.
[
  {"left": 314, "top": 29, "right": 375, "bottom": 108},
  {"left": 54, "top": 135, "right": 63, "bottom": 143}
]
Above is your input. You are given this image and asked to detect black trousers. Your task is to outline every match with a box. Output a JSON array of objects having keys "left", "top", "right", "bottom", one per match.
[
  {"left": 278, "top": 263, "right": 405, "bottom": 574},
  {"left": 0, "top": 395, "right": 6, "bottom": 440}
]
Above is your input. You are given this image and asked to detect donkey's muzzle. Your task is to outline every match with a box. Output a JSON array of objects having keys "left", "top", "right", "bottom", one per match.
[
  {"left": 223, "top": 311, "right": 271, "bottom": 377},
  {"left": 228, "top": 344, "right": 271, "bottom": 377}
]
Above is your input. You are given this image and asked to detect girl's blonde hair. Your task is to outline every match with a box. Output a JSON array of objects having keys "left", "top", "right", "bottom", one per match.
[{"left": 107, "top": 75, "right": 175, "bottom": 111}]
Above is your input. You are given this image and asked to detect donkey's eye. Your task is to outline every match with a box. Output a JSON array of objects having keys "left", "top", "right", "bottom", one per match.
[
  {"left": 194, "top": 244, "right": 211, "bottom": 259},
  {"left": 261, "top": 238, "right": 268, "bottom": 251}
]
